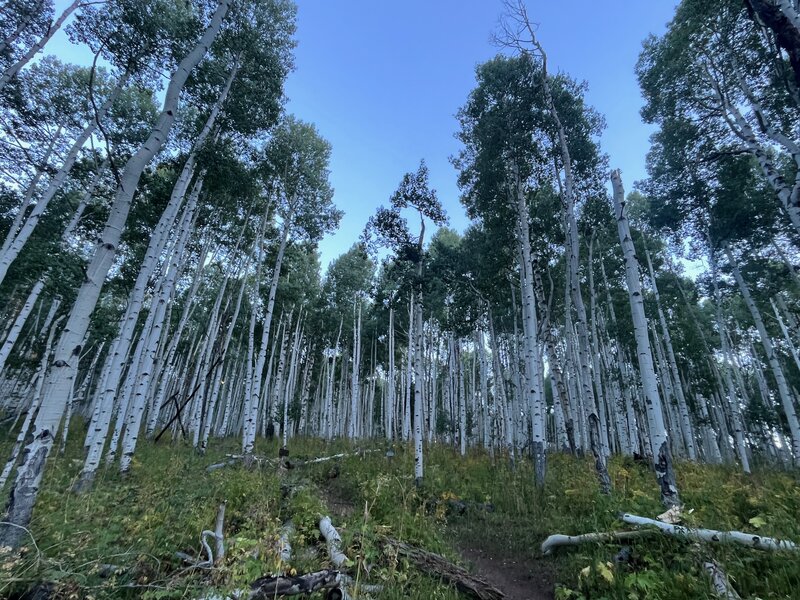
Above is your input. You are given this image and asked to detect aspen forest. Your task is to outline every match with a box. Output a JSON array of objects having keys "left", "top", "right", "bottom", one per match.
[{"left": 1, "top": 0, "right": 800, "bottom": 599}]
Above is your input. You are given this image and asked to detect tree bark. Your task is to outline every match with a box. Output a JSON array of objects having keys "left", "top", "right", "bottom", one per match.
[
  {"left": 611, "top": 170, "right": 679, "bottom": 508},
  {"left": 0, "top": 0, "right": 231, "bottom": 547}
]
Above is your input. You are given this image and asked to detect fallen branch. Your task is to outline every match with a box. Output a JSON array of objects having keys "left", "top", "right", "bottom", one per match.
[
  {"left": 319, "top": 516, "right": 349, "bottom": 568},
  {"left": 248, "top": 569, "right": 340, "bottom": 598},
  {"left": 376, "top": 536, "right": 504, "bottom": 600},
  {"left": 207, "top": 459, "right": 240, "bottom": 472},
  {"left": 704, "top": 561, "right": 742, "bottom": 599},
  {"left": 621, "top": 513, "right": 799, "bottom": 552},
  {"left": 209, "top": 449, "right": 381, "bottom": 473},
  {"left": 541, "top": 530, "right": 655, "bottom": 555},
  {"left": 278, "top": 520, "right": 294, "bottom": 562},
  {"left": 291, "top": 449, "right": 381, "bottom": 468}
]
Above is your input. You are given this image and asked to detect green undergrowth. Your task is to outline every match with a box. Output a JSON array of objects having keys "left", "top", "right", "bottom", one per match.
[{"left": 1, "top": 429, "right": 799, "bottom": 599}]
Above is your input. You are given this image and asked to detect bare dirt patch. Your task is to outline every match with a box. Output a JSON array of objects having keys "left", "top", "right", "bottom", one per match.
[{"left": 457, "top": 542, "right": 556, "bottom": 600}]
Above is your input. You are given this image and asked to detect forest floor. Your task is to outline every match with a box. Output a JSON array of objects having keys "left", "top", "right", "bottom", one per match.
[
  {"left": 453, "top": 533, "right": 556, "bottom": 600},
  {"left": 1, "top": 427, "right": 800, "bottom": 599},
  {"left": 321, "top": 463, "right": 555, "bottom": 599}
]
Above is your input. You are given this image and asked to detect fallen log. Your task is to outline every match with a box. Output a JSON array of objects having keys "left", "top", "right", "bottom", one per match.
[
  {"left": 704, "top": 561, "right": 742, "bottom": 599},
  {"left": 319, "top": 516, "right": 349, "bottom": 568},
  {"left": 206, "top": 459, "right": 240, "bottom": 472},
  {"left": 278, "top": 520, "right": 294, "bottom": 562},
  {"left": 207, "top": 449, "right": 379, "bottom": 473},
  {"left": 248, "top": 569, "right": 340, "bottom": 599},
  {"left": 621, "top": 513, "right": 799, "bottom": 552},
  {"left": 541, "top": 530, "right": 655, "bottom": 555},
  {"left": 376, "top": 536, "right": 504, "bottom": 600},
  {"left": 290, "top": 449, "right": 381, "bottom": 468}
]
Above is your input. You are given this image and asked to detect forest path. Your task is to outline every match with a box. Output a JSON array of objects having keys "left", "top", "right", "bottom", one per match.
[
  {"left": 454, "top": 536, "right": 556, "bottom": 600},
  {"left": 320, "top": 473, "right": 555, "bottom": 599}
]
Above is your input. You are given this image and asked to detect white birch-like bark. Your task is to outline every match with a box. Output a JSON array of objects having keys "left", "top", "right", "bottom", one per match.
[
  {"left": 709, "top": 249, "right": 751, "bottom": 472},
  {"left": 296, "top": 349, "right": 314, "bottom": 437},
  {"left": 91, "top": 61, "right": 236, "bottom": 470},
  {"left": 318, "top": 516, "right": 349, "bottom": 568},
  {"left": 412, "top": 289, "right": 425, "bottom": 484},
  {"left": 0, "top": 1, "right": 231, "bottom": 546},
  {"left": 243, "top": 216, "right": 291, "bottom": 455},
  {"left": 269, "top": 315, "right": 290, "bottom": 439},
  {"left": 348, "top": 303, "right": 362, "bottom": 439},
  {"left": 145, "top": 237, "right": 215, "bottom": 438},
  {"left": 201, "top": 258, "right": 251, "bottom": 449},
  {"left": 509, "top": 164, "right": 545, "bottom": 483},
  {"left": 458, "top": 339, "right": 467, "bottom": 456},
  {"left": 282, "top": 323, "right": 302, "bottom": 446},
  {"left": 724, "top": 242, "right": 800, "bottom": 463},
  {"left": 621, "top": 513, "right": 798, "bottom": 551},
  {"left": 0, "top": 315, "right": 64, "bottom": 488},
  {"left": 643, "top": 242, "right": 696, "bottom": 460},
  {"left": 611, "top": 170, "right": 679, "bottom": 507},
  {"left": 402, "top": 301, "right": 413, "bottom": 442},
  {"left": 0, "top": 280, "right": 45, "bottom": 375},
  {"left": 771, "top": 297, "right": 800, "bottom": 375},
  {"left": 119, "top": 193, "right": 198, "bottom": 473},
  {"left": 706, "top": 70, "right": 800, "bottom": 235},
  {"left": 387, "top": 306, "right": 395, "bottom": 439},
  {"left": 0, "top": 0, "right": 81, "bottom": 91},
  {"left": 0, "top": 76, "right": 128, "bottom": 286}
]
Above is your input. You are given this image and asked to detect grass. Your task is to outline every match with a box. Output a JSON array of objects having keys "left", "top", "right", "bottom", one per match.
[{"left": 1, "top": 426, "right": 799, "bottom": 599}]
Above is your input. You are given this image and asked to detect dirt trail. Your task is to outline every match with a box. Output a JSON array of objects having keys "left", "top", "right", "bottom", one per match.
[
  {"left": 457, "top": 541, "right": 555, "bottom": 600},
  {"left": 320, "top": 475, "right": 555, "bottom": 599}
]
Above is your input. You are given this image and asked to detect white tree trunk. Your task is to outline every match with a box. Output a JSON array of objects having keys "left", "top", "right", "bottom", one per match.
[
  {"left": 509, "top": 164, "right": 545, "bottom": 483},
  {"left": 0, "top": 0, "right": 231, "bottom": 546},
  {"left": 0, "top": 76, "right": 128, "bottom": 286},
  {"left": 0, "top": 0, "right": 81, "bottom": 91},
  {"left": 0, "top": 279, "right": 45, "bottom": 375},
  {"left": 724, "top": 242, "right": 800, "bottom": 463},
  {"left": 611, "top": 170, "right": 679, "bottom": 507}
]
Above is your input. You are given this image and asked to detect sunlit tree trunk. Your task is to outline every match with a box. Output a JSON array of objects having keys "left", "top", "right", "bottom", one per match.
[{"left": 0, "top": 2, "right": 231, "bottom": 545}]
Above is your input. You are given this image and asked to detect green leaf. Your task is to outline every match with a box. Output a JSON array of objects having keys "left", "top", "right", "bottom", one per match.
[{"left": 748, "top": 516, "right": 767, "bottom": 528}]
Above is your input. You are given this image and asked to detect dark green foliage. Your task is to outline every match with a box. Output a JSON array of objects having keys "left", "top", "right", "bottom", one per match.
[{"left": 2, "top": 424, "right": 800, "bottom": 600}]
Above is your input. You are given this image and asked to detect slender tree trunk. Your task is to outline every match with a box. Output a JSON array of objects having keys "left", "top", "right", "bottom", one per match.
[
  {"left": 509, "top": 164, "right": 545, "bottom": 484},
  {"left": 611, "top": 170, "right": 679, "bottom": 507},
  {"left": 724, "top": 242, "right": 800, "bottom": 463},
  {"left": 0, "top": 0, "right": 81, "bottom": 91},
  {"left": 0, "top": 316, "right": 64, "bottom": 487},
  {"left": 0, "top": 75, "right": 129, "bottom": 286},
  {"left": 643, "top": 241, "right": 697, "bottom": 460},
  {"left": 0, "top": 0, "right": 231, "bottom": 546}
]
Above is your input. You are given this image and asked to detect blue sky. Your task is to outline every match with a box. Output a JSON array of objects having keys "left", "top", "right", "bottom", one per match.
[
  {"left": 49, "top": 0, "right": 679, "bottom": 269},
  {"left": 284, "top": 1, "right": 679, "bottom": 269}
]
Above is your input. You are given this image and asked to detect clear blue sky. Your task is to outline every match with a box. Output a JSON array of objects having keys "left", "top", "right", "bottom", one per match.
[
  {"left": 49, "top": 0, "right": 678, "bottom": 269},
  {"left": 284, "top": 1, "right": 679, "bottom": 269}
]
